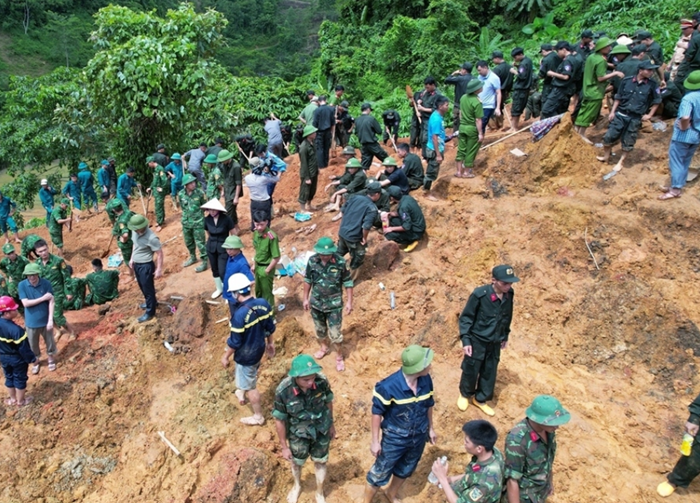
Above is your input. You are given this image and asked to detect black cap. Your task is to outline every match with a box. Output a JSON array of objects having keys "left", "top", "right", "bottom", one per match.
[
  {"left": 554, "top": 40, "right": 570, "bottom": 51},
  {"left": 156, "top": 143, "right": 165, "bottom": 150},
  {"left": 631, "top": 44, "right": 647, "bottom": 55},
  {"left": 511, "top": 47, "right": 524, "bottom": 57},
  {"left": 340, "top": 100, "right": 349, "bottom": 108},
  {"left": 581, "top": 29, "right": 594, "bottom": 39},
  {"left": 635, "top": 30, "right": 652, "bottom": 41},
  {"left": 461, "top": 62, "right": 473, "bottom": 71},
  {"left": 126, "top": 167, "right": 135, "bottom": 173},
  {"left": 361, "top": 102, "right": 372, "bottom": 111},
  {"left": 540, "top": 43, "right": 553, "bottom": 52},
  {"left": 306, "top": 89, "right": 315, "bottom": 96},
  {"left": 491, "top": 50, "right": 504, "bottom": 59},
  {"left": 638, "top": 60, "right": 660, "bottom": 70},
  {"left": 492, "top": 264, "right": 520, "bottom": 282}
]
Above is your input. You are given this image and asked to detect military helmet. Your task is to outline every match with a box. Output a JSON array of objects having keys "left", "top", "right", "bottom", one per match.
[
  {"left": 182, "top": 173, "right": 197, "bottom": 185},
  {"left": 526, "top": 395, "right": 571, "bottom": 426},
  {"left": 288, "top": 354, "right": 323, "bottom": 377},
  {"left": 2, "top": 243, "right": 15, "bottom": 255},
  {"left": 23, "top": 263, "right": 42, "bottom": 276}
]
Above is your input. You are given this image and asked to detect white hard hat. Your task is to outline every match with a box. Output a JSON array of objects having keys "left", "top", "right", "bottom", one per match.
[
  {"left": 41, "top": 179, "right": 48, "bottom": 185},
  {"left": 227, "top": 273, "right": 252, "bottom": 293}
]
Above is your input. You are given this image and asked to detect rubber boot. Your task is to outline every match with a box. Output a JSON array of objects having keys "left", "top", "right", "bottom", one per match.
[
  {"left": 211, "top": 277, "right": 223, "bottom": 299},
  {"left": 195, "top": 258, "right": 208, "bottom": 273},
  {"left": 182, "top": 256, "right": 196, "bottom": 267}
]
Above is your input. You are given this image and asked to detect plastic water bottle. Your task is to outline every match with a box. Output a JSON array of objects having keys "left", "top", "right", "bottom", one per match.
[
  {"left": 681, "top": 433, "right": 694, "bottom": 456},
  {"left": 428, "top": 456, "right": 447, "bottom": 485},
  {"left": 390, "top": 291, "right": 396, "bottom": 309}
]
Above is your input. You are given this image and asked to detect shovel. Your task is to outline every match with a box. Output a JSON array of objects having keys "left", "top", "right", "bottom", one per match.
[{"left": 405, "top": 85, "right": 422, "bottom": 124}]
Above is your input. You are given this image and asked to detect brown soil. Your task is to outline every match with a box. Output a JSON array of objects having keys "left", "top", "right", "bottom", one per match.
[{"left": 2, "top": 113, "right": 699, "bottom": 503}]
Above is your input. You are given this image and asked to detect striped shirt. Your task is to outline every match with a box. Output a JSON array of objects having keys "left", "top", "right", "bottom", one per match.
[
  {"left": 371, "top": 369, "right": 434, "bottom": 437},
  {"left": 672, "top": 90, "right": 700, "bottom": 144}
]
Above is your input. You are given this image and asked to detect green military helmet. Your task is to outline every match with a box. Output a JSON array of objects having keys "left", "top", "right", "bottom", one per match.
[
  {"left": 610, "top": 44, "right": 631, "bottom": 56},
  {"left": 60, "top": 198, "right": 71, "bottom": 206},
  {"left": 23, "top": 263, "right": 42, "bottom": 276},
  {"left": 466, "top": 79, "right": 484, "bottom": 94},
  {"left": 217, "top": 149, "right": 234, "bottom": 162},
  {"left": 526, "top": 395, "right": 571, "bottom": 426},
  {"left": 3, "top": 243, "right": 15, "bottom": 255},
  {"left": 685, "top": 70, "right": 700, "bottom": 91},
  {"left": 171, "top": 152, "right": 182, "bottom": 161},
  {"left": 182, "top": 173, "right": 197, "bottom": 185},
  {"left": 345, "top": 158, "right": 362, "bottom": 170},
  {"left": 288, "top": 354, "right": 323, "bottom": 377},
  {"left": 127, "top": 214, "right": 149, "bottom": 231},
  {"left": 146, "top": 155, "right": 155, "bottom": 164},
  {"left": 382, "top": 157, "right": 398, "bottom": 167},
  {"left": 594, "top": 36, "right": 613, "bottom": 52},
  {"left": 222, "top": 235, "right": 244, "bottom": 249},
  {"left": 106, "top": 198, "right": 124, "bottom": 212},
  {"left": 401, "top": 345, "right": 434, "bottom": 375},
  {"left": 314, "top": 237, "right": 337, "bottom": 254},
  {"left": 303, "top": 125, "right": 318, "bottom": 137},
  {"left": 204, "top": 154, "right": 219, "bottom": 164}
]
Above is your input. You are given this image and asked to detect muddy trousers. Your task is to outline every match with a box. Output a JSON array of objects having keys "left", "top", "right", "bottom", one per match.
[
  {"left": 668, "top": 440, "right": 700, "bottom": 487},
  {"left": 459, "top": 340, "right": 501, "bottom": 403}
]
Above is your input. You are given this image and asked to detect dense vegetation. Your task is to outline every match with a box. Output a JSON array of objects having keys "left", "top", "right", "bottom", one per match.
[{"left": 0, "top": 0, "right": 690, "bottom": 216}]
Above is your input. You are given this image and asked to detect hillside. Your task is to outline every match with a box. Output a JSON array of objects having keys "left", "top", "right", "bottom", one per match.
[{"left": 1, "top": 112, "right": 698, "bottom": 502}]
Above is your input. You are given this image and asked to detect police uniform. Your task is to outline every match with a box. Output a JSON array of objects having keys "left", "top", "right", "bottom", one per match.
[
  {"left": 665, "top": 392, "right": 700, "bottom": 489},
  {"left": 382, "top": 110, "right": 401, "bottom": 144},
  {"left": 384, "top": 194, "right": 426, "bottom": 245},
  {"left": 355, "top": 113, "right": 388, "bottom": 170},
  {"left": 402, "top": 153, "right": 424, "bottom": 190},
  {"left": 511, "top": 57, "right": 534, "bottom": 117},
  {"left": 304, "top": 252, "right": 353, "bottom": 345},
  {"left": 603, "top": 75, "right": 661, "bottom": 151},
  {"left": 298, "top": 137, "right": 318, "bottom": 206},
  {"left": 252, "top": 227, "right": 280, "bottom": 308},
  {"left": 539, "top": 52, "right": 562, "bottom": 110},
  {"left": 410, "top": 89, "right": 425, "bottom": 149},
  {"left": 541, "top": 56, "right": 574, "bottom": 119},
  {"left": 337, "top": 195, "right": 378, "bottom": 271},
  {"left": 312, "top": 103, "right": 336, "bottom": 169}
]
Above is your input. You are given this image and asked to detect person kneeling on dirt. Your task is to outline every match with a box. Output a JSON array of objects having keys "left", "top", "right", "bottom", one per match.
[
  {"left": 0, "top": 296, "right": 37, "bottom": 407},
  {"left": 221, "top": 273, "right": 275, "bottom": 426},
  {"left": 273, "top": 354, "right": 335, "bottom": 503},
  {"left": 85, "top": 258, "right": 120, "bottom": 306},
  {"left": 431, "top": 420, "right": 505, "bottom": 503},
  {"left": 381, "top": 186, "right": 425, "bottom": 253},
  {"left": 657, "top": 391, "right": 700, "bottom": 497},
  {"left": 324, "top": 158, "right": 367, "bottom": 218}
]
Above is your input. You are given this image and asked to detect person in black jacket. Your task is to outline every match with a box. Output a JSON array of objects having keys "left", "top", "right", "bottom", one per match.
[
  {"left": 445, "top": 62, "right": 473, "bottom": 129},
  {"left": 508, "top": 47, "right": 534, "bottom": 132},
  {"left": 312, "top": 96, "right": 336, "bottom": 169}
]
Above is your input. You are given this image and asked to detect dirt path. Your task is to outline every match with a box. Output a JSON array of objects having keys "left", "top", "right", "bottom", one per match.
[{"left": 1, "top": 114, "right": 698, "bottom": 502}]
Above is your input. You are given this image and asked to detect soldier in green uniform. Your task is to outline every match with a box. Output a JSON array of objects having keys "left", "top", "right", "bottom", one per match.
[
  {"left": 178, "top": 173, "right": 208, "bottom": 272},
  {"left": 504, "top": 395, "right": 571, "bottom": 503},
  {"left": 146, "top": 156, "right": 169, "bottom": 232},
  {"left": 108, "top": 198, "right": 135, "bottom": 279},
  {"left": 48, "top": 199, "right": 72, "bottom": 258},
  {"left": 303, "top": 237, "right": 353, "bottom": 372},
  {"left": 355, "top": 103, "right": 389, "bottom": 171},
  {"left": 324, "top": 158, "right": 367, "bottom": 214},
  {"left": 252, "top": 211, "right": 280, "bottom": 308},
  {"left": 0, "top": 244, "right": 29, "bottom": 299},
  {"left": 33, "top": 239, "right": 77, "bottom": 339},
  {"left": 382, "top": 186, "right": 426, "bottom": 252},
  {"left": 273, "top": 354, "right": 335, "bottom": 503},
  {"left": 85, "top": 258, "right": 119, "bottom": 305},
  {"left": 204, "top": 154, "right": 223, "bottom": 199},
  {"left": 458, "top": 265, "right": 519, "bottom": 416},
  {"left": 431, "top": 420, "right": 504, "bottom": 503},
  {"left": 63, "top": 265, "right": 86, "bottom": 311},
  {"left": 298, "top": 125, "right": 319, "bottom": 212},
  {"left": 217, "top": 149, "right": 243, "bottom": 235},
  {"left": 20, "top": 234, "right": 42, "bottom": 260},
  {"left": 658, "top": 391, "right": 700, "bottom": 497}
]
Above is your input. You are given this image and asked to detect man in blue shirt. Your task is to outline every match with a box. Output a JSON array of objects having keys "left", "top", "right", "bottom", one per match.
[
  {"left": 221, "top": 236, "right": 254, "bottom": 317},
  {"left": 660, "top": 70, "right": 700, "bottom": 199},
  {"left": 61, "top": 173, "right": 82, "bottom": 210},
  {"left": 0, "top": 192, "right": 21, "bottom": 244},
  {"left": 18, "top": 263, "right": 56, "bottom": 374},
  {"left": 0, "top": 296, "right": 36, "bottom": 407},
  {"left": 476, "top": 61, "right": 503, "bottom": 135},
  {"left": 165, "top": 153, "right": 184, "bottom": 210},
  {"left": 97, "top": 160, "right": 111, "bottom": 203},
  {"left": 221, "top": 273, "right": 275, "bottom": 427},
  {"left": 424, "top": 95, "right": 450, "bottom": 200},
  {"left": 117, "top": 167, "right": 140, "bottom": 207},
  {"left": 183, "top": 143, "right": 208, "bottom": 191},
  {"left": 77, "top": 162, "right": 98, "bottom": 212},
  {"left": 363, "top": 345, "right": 437, "bottom": 503},
  {"left": 39, "top": 179, "right": 58, "bottom": 226}
]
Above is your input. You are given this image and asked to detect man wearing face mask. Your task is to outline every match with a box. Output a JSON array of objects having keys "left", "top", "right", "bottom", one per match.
[{"left": 457, "top": 264, "right": 519, "bottom": 416}]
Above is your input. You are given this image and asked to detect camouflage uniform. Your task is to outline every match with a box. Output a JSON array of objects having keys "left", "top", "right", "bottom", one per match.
[
  {"left": 0, "top": 274, "right": 8, "bottom": 297},
  {"left": 85, "top": 269, "right": 120, "bottom": 305},
  {"left": 36, "top": 254, "right": 70, "bottom": 328},
  {"left": 219, "top": 160, "right": 243, "bottom": 225},
  {"left": 504, "top": 419, "right": 557, "bottom": 503},
  {"left": 452, "top": 447, "right": 504, "bottom": 503},
  {"left": 110, "top": 202, "right": 135, "bottom": 264},
  {"left": 272, "top": 374, "right": 334, "bottom": 466},
  {"left": 205, "top": 165, "right": 223, "bottom": 200},
  {"left": 304, "top": 253, "right": 353, "bottom": 344},
  {"left": 64, "top": 276, "right": 86, "bottom": 311},
  {"left": 20, "top": 234, "right": 42, "bottom": 259},
  {"left": 150, "top": 164, "right": 169, "bottom": 226},
  {"left": 178, "top": 187, "right": 207, "bottom": 261},
  {"left": 0, "top": 254, "right": 29, "bottom": 298},
  {"left": 105, "top": 198, "right": 124, "bottom": 225},
  {"left": 48, "top": 205, "right": 68, "bottom": 249}
]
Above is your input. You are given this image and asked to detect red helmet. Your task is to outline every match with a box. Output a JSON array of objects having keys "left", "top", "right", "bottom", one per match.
[{"left": 0, "top": 296, "right": 19, "bottom": 313}]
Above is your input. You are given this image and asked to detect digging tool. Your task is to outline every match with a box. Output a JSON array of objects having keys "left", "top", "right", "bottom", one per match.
[
  {"left": 236, "top": 144, "right": 251, "bottom": 163},
  {"left": 480, "top": 124, "right": 533, "bottom": 151},
  {"left": 137, "top": 186, "right": 147, "bottom": 215},
  {"left": 145, "top": 193, "right": 151, "bottom": 216},
  {"left": 101, "top": 234, "right": 115, "bottom": 258},
  {"left": 385, "top": 126, "right": 398, "bottom": 153},
  {"left": 405, "top": 85, "right": 422, "bottom": 124},
  {"left": 330, "top": 126, "right": 337, "bottom": 158}
]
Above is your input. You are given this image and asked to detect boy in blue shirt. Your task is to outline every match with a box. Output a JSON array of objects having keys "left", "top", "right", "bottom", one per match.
[
  {"left": 0, "top": 295, "right": 37, "bottom": 407},
  {"left": 425, "top": 96, "right": 451, "bottom": 201}
]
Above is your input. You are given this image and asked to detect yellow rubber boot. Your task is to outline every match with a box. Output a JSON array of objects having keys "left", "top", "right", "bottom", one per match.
[
  {"left": 457, "top": 396, "right": 469, "bottom": 411},
  {"left": 472, "top": 398, "right": 495, "bottom": 416},
  {"left": 657, "top": 481, "right": 676, "bottom": 497},
  {"left": 404, "top": 241, "right": 419, "bottom": 253}
]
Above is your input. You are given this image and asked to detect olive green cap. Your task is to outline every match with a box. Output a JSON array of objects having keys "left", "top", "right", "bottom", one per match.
[
  {"left": 288, "top": 354, "right": 323, "bottom": 377},
  {"left": 313, "top": 237, "right": 337, "bottom": 254},
  {"left": 2, "top": 244, "right": 15, "bottom": 255},
  {"left": 466, "top": 79, "right": 483, "bottom": 94},
  {"left": 127, "top": 214, "right": 149, "bottom": 231},
  {"left": 204, "top": 154, "right": 218, "bottom": 164},
  {"left": 401, "top": 345, "right": 434, "bottom": 374},
  {"left": 217, "top": 149, "right": 234, "bottom": 162},
  {"left": 60, "top": 198, "right": 71, "bottom": 206},
  {"left": 610, "top": 44, "right": 631, "bottom": 56},
  {"left": 182, "top": 173, "right": 197, "bottom": 185},
  {"left": 303, "top": 125, "right": 318, "bottom": 137},
  {"left": 222, "top": 235, "right": 244, "bottom": 249},
  {"left": 345, "top": 158, "right": 362, "bottom": 169},
  {"left": 526, "top": 395, "right": 571, "bottom": 426},
  {"left": 146, "top": 155, "right": 155, "bottom": 164},
  {"left": 382, "top": 157, "right": 398, "bottom": 167},
  {"left": 685, "top": 70, "right": 700, "bottom": 91},
  {"left": 23, "top": 263, "right": 42, "bottom": 276},
  {"left": 594, "top": 36, "right": 613, "bottom": 52}
]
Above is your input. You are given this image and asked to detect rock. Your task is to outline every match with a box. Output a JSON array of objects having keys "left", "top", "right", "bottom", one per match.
[
  {"left": 173, "top": 297, "right": 206, "bottom": 341},
  {"left": 372, "top": 241, "right": 400, "bottom": 271},
  {"left": 72, "top": 485, "right": 88, "bottom": 501},
  {"left": 194, "top": 447, "right": 274, "bottom": 503},
  {"left": 97, "top": 304, "right": 111, "bottom": 316}
]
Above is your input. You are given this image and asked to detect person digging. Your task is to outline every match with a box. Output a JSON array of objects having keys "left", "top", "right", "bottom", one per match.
[{"left": 324, "top": 158, "right": 367, "bottom": 221}]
